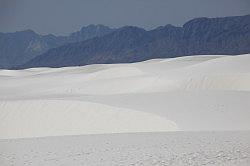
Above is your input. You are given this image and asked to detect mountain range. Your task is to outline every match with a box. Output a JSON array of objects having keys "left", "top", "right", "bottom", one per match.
[
  {"left": 0, "top": 25, "right": 114, "bottom": 68},
  {"left": 0, "top": 15, "right": 249, "bottom": 69}
]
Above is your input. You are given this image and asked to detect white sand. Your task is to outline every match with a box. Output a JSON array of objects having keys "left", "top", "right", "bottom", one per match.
[
  {"left": 1, "top": 131, "right": 249, "bottom": 166},
  {"left": 0, "top": 54, "right": 250, "bottom": 139},
  {"left": 0, "top": 100, "right": 177, "bottom": 139}
]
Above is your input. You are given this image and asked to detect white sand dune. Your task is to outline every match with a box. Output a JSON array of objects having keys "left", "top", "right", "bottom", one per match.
[
  {"left": 0, "top": 54, "right": 250, "bottom": 139},
  {"left": 0, "top": 100, "right": 178, "bottom": 139}
]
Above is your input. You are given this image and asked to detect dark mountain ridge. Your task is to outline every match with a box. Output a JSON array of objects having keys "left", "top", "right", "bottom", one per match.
[
  {"left": 1, "top": 15, "right": 249, "bottom": 69},
  {"left": 18, "top": 15, "right": 250, "bottom": 69}
]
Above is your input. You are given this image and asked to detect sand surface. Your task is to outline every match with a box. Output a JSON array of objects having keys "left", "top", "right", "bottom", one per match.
[
  {"left": 1, "top": 54, "right": 250, "bottom": 165},
  {"left": 0, "top": 131, "right": 250, "bottom": 166},
  {"left": 1, "top": 54, "right": 250, "bottom": 139}
]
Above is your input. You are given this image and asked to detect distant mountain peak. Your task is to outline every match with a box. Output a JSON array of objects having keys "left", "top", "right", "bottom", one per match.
[
  {"left": 16, "top": 29, "right": 37, "bottom": 35},
  {"left": 116, "top": 26, "right": 146, "bottom": 34},
  {"left": 81, "top": 24, "right": 111, "bottom": 31},
  {"left": 183, "top": 15, "right": 250, "bottom": 28},
  {"left": 153, "top": 24, "right": 179, "bottom": 31}
]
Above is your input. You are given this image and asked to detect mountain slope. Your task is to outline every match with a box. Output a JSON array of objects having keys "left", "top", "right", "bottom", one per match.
[
  {"left": 19, "top": 26, "right": 151, "bottom": 68},
  {"left": 0, "top": 25, "right": 114, "bottom": 69},
  {"left": 19, "top": 15, "right": 250, "bottom": 69}
]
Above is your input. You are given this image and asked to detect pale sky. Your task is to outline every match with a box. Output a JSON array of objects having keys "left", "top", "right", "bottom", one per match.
[{"left": 0, "top": 0, "right": 250, "bottom": 35}]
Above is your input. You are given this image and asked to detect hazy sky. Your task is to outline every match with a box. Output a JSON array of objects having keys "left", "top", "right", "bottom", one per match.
[{"left": 0, "top": 0, "right": 250, "bottom": 35}]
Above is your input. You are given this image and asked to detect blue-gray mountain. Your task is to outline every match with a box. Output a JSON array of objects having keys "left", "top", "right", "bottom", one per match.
[
  {"left": 0, "top": 25, "right": 114, "bottom": 68},
  {"left": 19, "top": 15, "right": 250, "bottom": 69},
  {"left": 3, "top": 15, "right": 250, "bottom": 69}
]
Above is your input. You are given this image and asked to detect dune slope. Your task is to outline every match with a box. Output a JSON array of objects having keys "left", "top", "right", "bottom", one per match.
[{"left": 0, "top": 54, "right": 250, "bottom": 139}]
